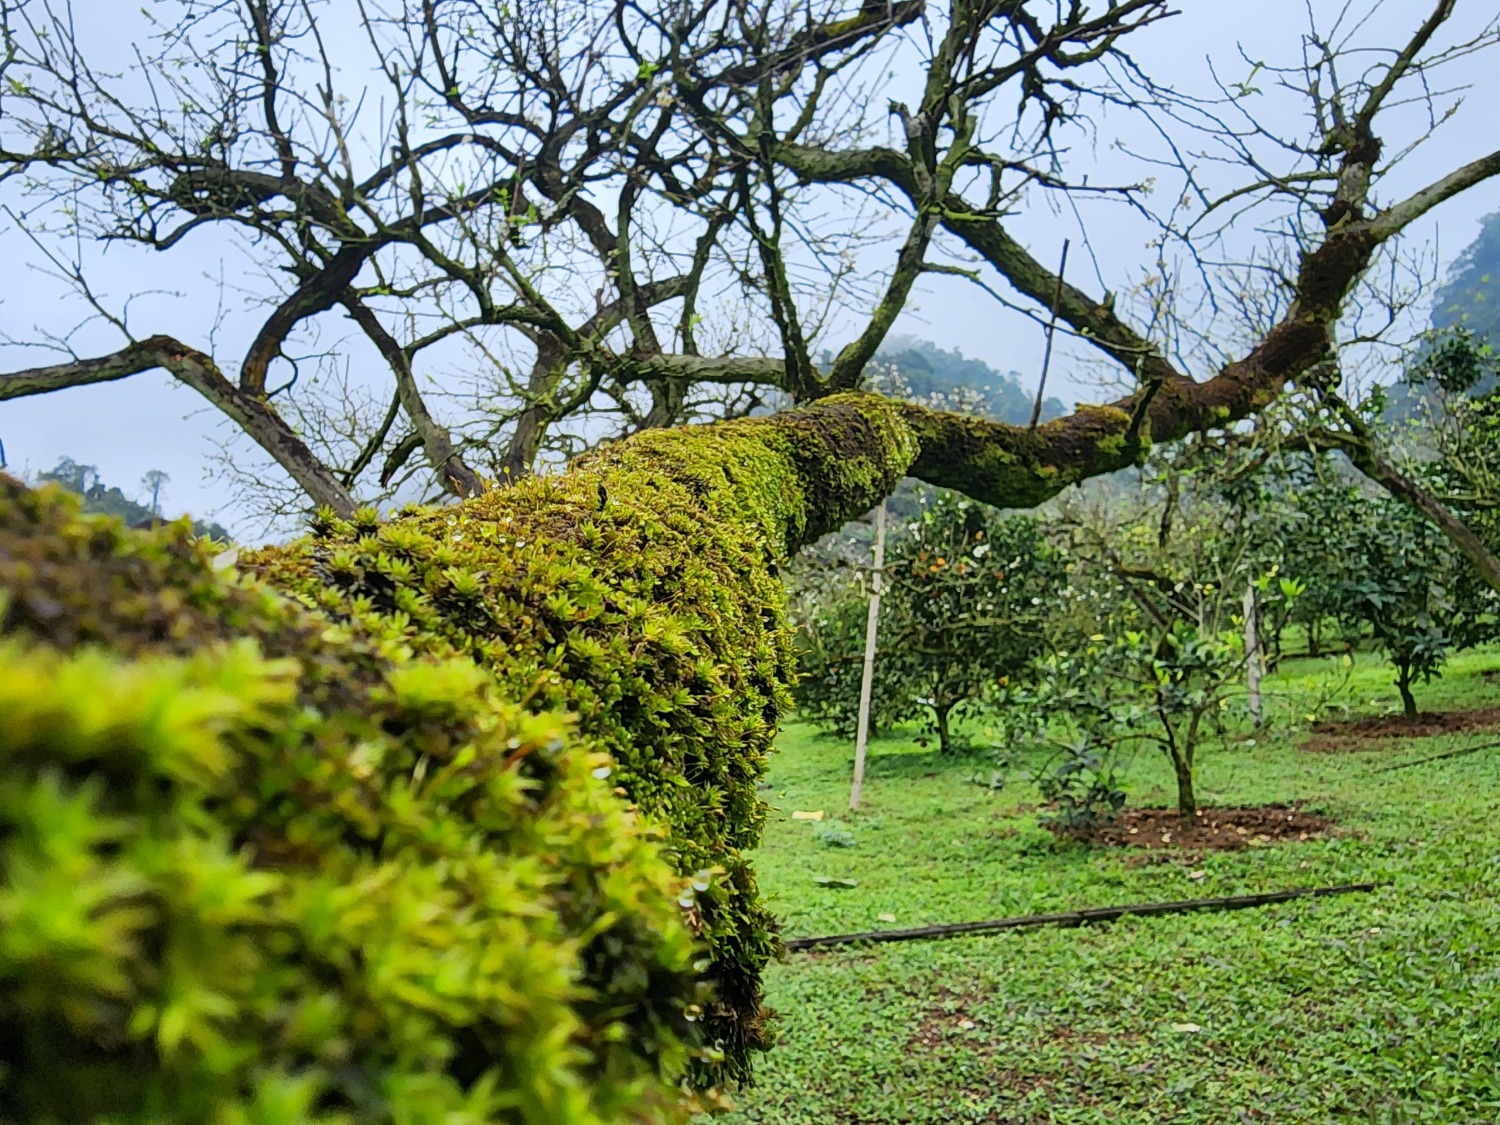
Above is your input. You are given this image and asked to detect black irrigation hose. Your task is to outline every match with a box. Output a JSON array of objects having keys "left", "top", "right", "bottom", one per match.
[
  {"left": 1372, "top": 739, "right": 1500, "bottom": 774},
  {"left": 784, "top": 883, "right": 1380, "bottom": 952}
]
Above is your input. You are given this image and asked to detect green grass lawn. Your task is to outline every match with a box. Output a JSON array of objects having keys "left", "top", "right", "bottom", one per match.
[{"left": 710, "top": 649, "right": 1500, "bottom": 1124}]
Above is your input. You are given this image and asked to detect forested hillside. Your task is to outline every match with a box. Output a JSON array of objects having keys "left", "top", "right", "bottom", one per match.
[{"left": 1433, "top": 211, "right": 1500, "bottom": 344}]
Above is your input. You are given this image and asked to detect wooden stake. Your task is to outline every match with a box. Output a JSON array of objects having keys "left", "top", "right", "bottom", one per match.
[
  {"left": 849, "top": 501, "right": 886, "bottom": 811},
  {"left": 1244, "top": 583, "right": 1263, "bottom": 727}
]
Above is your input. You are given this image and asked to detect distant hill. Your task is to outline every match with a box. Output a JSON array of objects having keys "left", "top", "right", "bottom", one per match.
[
  {"left": 1382, "top": 212, "right": 1500, "bottom": 418},
  {"left": 37, "top": 457, "right": 232, "bottom": 541},
  {"left": 1432, "top": 211, "right": 1500, "bottom": 345},
  {"left": 874, "top": 336, "right": 1067, "bottom": 423}
]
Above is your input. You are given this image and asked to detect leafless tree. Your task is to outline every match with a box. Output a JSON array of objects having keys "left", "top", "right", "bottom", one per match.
[{"left": 1, "top": 0, "right": 1498, "bottom": 526}]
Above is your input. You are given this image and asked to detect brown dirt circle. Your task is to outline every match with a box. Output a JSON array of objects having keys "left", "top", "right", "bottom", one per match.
[
  {"left": 1303, "top": 707, "right": 1500, "bottom": 752},
  {"left": 1058, "top": 804, "right": 1334, "bottom": 852}
]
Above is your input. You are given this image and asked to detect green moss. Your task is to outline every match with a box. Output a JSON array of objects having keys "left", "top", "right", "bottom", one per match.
[{"left": 0, "top": 396, "right": 919, "bottom": 1121}]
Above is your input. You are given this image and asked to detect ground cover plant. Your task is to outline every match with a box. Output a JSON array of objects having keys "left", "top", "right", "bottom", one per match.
[{"left": 713, "top": 648, "right": 1500, "bottom": 1124}]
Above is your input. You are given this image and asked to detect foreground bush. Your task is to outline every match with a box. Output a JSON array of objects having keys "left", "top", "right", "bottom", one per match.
[{"left": 0, "top": 396, "right": 914, "bottom": 1122}]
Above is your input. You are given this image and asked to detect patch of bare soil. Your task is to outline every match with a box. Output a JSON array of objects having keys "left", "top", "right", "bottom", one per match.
[
  {"left": 895, "top": 1005, "right": 1118, "bottom": 1123},
  {"left": 907, "top": 996, "right": 986, "bottom": 1053},
  {"left": 904, "top": 997, "right": 1060, "bottom": 1105},
  {"left": 1059, "top": 804, "right": 1334, "bottom": 852},
  {"left": 1303, "top": 707, "right": 1500, "bottom": 751}
]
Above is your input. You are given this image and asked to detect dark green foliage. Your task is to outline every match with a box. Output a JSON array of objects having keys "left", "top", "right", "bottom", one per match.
[
  {"left": 1034, "top": 744, "right": 1127, "bottom": 830},
  {"left": 1398, "top": 334, "right": 1500, "bottom": 649},
  {"left": 788, "top": 570, "right": 911, "bottom": 740},
  {"left": 0, "top": 393, "right": 920, "bottom": 1121},
  {"left": 1336, "top": 493, "right": 1465, "bottom": 720},
  {"left": 1272, "top": 450, "right": 1495, "bottom": 719},
  {"left": 1408, "top": 328, "right": 1500, "bottom": 397},
  {"left": 1247, "top": 458, "right": 1362, "bottom": 659},
  {"left": 881, "top": 496, "right": 1067, "bottom": 753},
  {"left": 1014, "top": 442, "right": 1299, "bottom": 819},
  {"left": 1006, "top": 640, "right": 1134, "bottom": 830}
]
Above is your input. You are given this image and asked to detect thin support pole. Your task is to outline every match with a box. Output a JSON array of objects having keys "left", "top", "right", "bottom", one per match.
[
  {"left": 850, "top": 501, "right": 886, "bottom": 811},
  {"left": 1244, "top": 583, "right": 1263, "bottom": 726}
]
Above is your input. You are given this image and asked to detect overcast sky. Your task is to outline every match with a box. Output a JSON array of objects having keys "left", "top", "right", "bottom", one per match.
[{"left": 2, "top": 0, "right": 1497, "bottom": 539}]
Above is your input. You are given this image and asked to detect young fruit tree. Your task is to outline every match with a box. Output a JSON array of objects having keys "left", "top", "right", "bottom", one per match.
[
  {"left": 880, "top": 495, "right": 1067, "bottom": 753},
  {"left": 2, "top": 0, "right": 1499, "bottom": 1119},
  {"left": 794, "top": 493, "right": 1067, "bottom": 753},
  {"left": 1009, "top": 623, "right": 1249, "bottom": 824},
  {"left": 1295, "top": 458, "right": 1490, "bottom": 719},
  {"left": 1018, "top": 453, "right": 1301, "bottom": 820}
]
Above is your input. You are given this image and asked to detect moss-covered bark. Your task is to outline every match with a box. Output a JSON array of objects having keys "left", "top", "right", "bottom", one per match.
[{"left": 0, "top": 393, "right": 915, "bottom": 1123}]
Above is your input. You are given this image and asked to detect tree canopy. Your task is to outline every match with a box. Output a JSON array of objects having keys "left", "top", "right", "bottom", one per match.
[{"left": 3, "top": 0, "right": 1495, "bottom": 520}]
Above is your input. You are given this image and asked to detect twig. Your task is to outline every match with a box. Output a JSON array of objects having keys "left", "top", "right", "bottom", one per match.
[
  {"left": 1123, "top": 375, "right": 1164, "bottom": 451},
  {"left": 784, "top": 883, "right": 1378, "bottom": 952},
  {"left": 1029, "top": 238, "right": 1070, "bottom": 430},
  {"left": 1372, "top": 739, "right": 1500, "bottom": 774}
]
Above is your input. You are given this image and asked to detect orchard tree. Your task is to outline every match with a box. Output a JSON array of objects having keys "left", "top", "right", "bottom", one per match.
[
  {"left": 795, "top": 494, "right": 1066, "bottom": 753},
  {"left": 1286, "top": 433, "right": 1495, "bottom": 719},
  {"left": 1011, "top": 622, "right": 1250, "bottom": 821},
  {"left": 881, "top": 495, "right": 1066, "bottom": 753},
  {"left": 3, "top": 1, "right": 1500, "bottom": 1120},
  {"left": 1340, "top": 492, "right": 1457, "bottom": 718},
  {"left": 788, "top": 546, "right": 913, "bottom": 739},
  {"left": 1255, "top": 438, "right": 1489, "bottom": 719},
  {"left": 1036, "top": 450, "right": 1295, "bottom": 819},
  {"left": 1262, "top": 463, "right": 1364, "bottom": 659}
]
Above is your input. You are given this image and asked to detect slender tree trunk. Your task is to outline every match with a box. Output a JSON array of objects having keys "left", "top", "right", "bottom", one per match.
[
  {"left": 934, "top": 702, "right": 954, "bottom": 756},
  {"left": 1308, "top": 617, "right": 1322, "bottom": 658},
  {"left": 1397, "top": 662, "right": 1419, "bottom": 721},
  {"left": 1171, "top": 751, "right": 1198, "bottom": 819}
]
